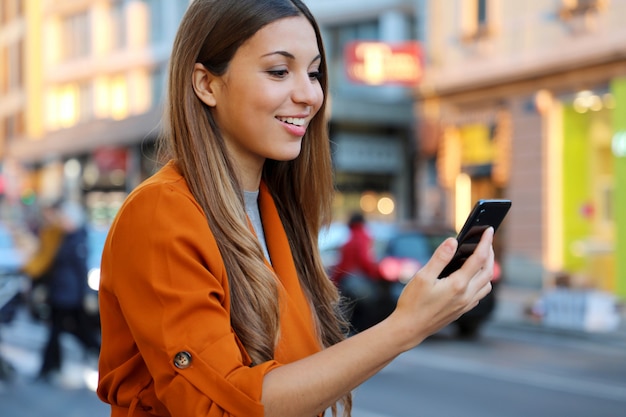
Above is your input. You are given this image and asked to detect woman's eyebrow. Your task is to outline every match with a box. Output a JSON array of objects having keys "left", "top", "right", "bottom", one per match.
[{"left": 262, "top": 51, "right": 322, "bottom": 65}]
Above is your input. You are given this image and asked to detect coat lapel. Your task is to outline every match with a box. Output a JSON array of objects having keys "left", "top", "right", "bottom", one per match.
[{"left": 257, "top": 182, "right": 321, "bottom": 356}]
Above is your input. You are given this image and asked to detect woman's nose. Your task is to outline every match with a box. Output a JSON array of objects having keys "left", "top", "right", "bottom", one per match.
[{"left": 292, "top": 73, "right": 322, "bottom": 106}]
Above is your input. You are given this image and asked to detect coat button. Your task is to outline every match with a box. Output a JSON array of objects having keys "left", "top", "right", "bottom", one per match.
[{"left": 173, "top": 351, "right": 192, "bottom": 369}]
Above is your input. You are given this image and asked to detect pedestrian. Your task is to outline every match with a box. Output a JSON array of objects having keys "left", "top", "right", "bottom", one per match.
[
  {"left": 96, "top": 1, "right": 495, "bottom": 416},
  {"left": 22, "top": 199, "right": 100, "bottom": 382},
  {"left": 330, "top": 212, "right": 383, "bottom": 333}
]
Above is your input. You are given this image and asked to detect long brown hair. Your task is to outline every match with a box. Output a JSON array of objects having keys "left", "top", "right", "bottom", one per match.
[{"left": 158, "top": 0, "right": 351, "bottom": 414}]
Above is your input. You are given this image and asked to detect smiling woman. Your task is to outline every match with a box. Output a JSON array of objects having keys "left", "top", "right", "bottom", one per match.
[
  {"left": 190, "top": 15, "right": 324, "bottom": 185},
  {"left": 96, "top": 1, "right": 496, "bottom": 417}
]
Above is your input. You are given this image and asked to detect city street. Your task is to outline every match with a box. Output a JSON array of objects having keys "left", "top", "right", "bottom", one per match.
[
  {"left": 351, "top": 323, "right": 626, "bottom": 417},
  {"left": 1, "top": 300, "right": 625, "bottom": 417}
]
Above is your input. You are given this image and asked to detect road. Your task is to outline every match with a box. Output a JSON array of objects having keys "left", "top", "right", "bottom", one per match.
[
  {"left": 1, "top": 307, "right": 625, "bottom": 417},
  {"left": 351, "top": 324, "right": 626, "bottom": 417}
]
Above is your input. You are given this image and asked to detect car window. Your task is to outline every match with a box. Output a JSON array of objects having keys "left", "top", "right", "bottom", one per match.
[{"left": 385, "top": 234, "right": 433, "bottom": 265}]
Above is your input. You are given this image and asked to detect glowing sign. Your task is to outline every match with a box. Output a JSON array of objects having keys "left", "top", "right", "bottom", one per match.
[
  {"left": 344, "top": 41, "right": 423, "bottom": 86},
  {"left": 613, "top": 131, "right": 626, "bottom": 157}
]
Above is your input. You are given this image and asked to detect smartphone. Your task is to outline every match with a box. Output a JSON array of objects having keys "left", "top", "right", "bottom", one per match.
[{"left": 438, "top": 199, "right": 512, "bottom": 278}]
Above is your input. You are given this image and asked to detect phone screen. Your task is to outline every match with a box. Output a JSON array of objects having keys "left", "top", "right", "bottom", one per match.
[{"left": 438, "top": 199, "right": 511, "bottom": 278}]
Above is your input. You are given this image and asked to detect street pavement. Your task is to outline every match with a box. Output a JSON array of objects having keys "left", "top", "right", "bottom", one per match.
[{"left": 0, "top": 284, "right": 624, "bottom": 417}]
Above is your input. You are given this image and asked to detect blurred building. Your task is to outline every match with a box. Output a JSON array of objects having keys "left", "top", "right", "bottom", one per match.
[
  {"left": 415, "top": 0, "right": 626, "bottom": 297},
  {"left": 310, "top": 0, "right": 422, "bottom": 223},
  {"left": 3, "top": 0, "right": 625, "bottom": 298},
  {"left": 2, "top": 0, "right": 188, "bottom": 226},
  {"left": 3, "top": 0, "right": 420, "bottom": 227}
]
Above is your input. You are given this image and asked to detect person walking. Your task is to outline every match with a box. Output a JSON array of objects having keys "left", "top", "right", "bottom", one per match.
[
  {"left": 22, "top": 200, "right": 100, "bottom": 382},
  {"left": 96, "top": 1, "right": 495, "bottom": 416}
]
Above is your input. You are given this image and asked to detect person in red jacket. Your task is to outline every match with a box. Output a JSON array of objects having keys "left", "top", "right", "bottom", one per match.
[{"left": 331, "top": 213, "right": 383, "bottom": 333}]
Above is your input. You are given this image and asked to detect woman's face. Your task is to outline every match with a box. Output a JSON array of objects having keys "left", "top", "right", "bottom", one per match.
[{"left": 202, "top": 16, "right": 324, "bottom": 188}]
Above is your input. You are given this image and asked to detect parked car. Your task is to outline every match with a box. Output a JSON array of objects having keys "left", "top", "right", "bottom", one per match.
[
  {"left": 320, "top": 221, "right": 501, "bottom": 338},
  {"left": 378, "top": 223, "right": 501, "bottom": 338}
]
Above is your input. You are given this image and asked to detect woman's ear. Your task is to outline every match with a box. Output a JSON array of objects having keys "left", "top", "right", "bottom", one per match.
[{"left": 192, "top": 63, "right": 218, "bottom": 107}]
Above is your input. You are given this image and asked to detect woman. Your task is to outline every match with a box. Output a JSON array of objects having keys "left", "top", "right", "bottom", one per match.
[
  {"left": 96, "top": 1, "right": 495, "bottom": 416},
  {"left": 22, "top": 200, "right": 100, "bottom": 381}
]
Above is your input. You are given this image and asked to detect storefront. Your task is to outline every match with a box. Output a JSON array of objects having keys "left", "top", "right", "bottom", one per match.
[
  {"left": 418, "top": 74, "right": 626, "bottom": 298},
  {"left": 560, "top": 87, "right": 615, "bottom": 291}
]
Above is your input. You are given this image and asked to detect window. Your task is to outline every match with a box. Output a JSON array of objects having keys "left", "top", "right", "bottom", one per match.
[
  {"left": 46, "top": 81, "right": 95, "bottom": 129},
  {"left": 0, "top": 46, "right": 7, "bottom": 94},
  {"left": 558, "top": 0, "right": 608, "bottom": 31},
  {"left": 4, "top": 110, "right": 25, "bottom": 139},
  {"left": 110, "top": 75, "right": 128, "bottom": 120},
  {"left": 325, "top": 20, "right": 379, "bottom": 94},
  {"left": 61, "top": 11, "right": 91, "bottom": 60},
  {"left": 145, "top": 0, "right": 165, "bottom": 43},
  {"left": 0, "top": 40, "right": 25, "bottom": 93},
  {"left": 110, "top": 0, "right": 127, "bottom": 51},
  {"left": 0, "top": 0, "right": 23, "bottom": 25},
  {"left": 560, "top": 0, "right": 608, "bottom": 18},
  {"left": 78, "top": 81, "right": 95, "bottom": 123},
  {"left": 461, "top": 0, "right": 497, "bottom": 43}
]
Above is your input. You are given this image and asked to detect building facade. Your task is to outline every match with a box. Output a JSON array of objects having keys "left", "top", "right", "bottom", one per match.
[
  {"left": 3, "top": 0, "right": 188, "bottom": 226},
  {"left": 3, "top": 0, "right": 422, "bottom": 228},
  {"left": 310, "top": 0, "right": 422, "bottom": 223},
  {"left": 5, "top": 0, "right": 623, "bottom": 298},
  {"left": 415, "top": 0, "right": 626, "bottom": 296}
]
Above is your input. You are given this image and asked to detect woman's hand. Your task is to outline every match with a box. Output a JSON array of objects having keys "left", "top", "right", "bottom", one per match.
[{"left": 389, "top": 227, "right": 495, "bottom": 351}]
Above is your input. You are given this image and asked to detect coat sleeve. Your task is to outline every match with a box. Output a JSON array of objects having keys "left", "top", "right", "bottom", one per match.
[{"left": 97, "top": 180, "right": 281, "bottom": 416}]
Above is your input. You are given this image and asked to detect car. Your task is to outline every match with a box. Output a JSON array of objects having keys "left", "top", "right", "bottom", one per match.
[
  {"left": 320, "top": 221, "right": 501, "bottom": 338},
  {"left": 378, "top": 223, "right": 501, "bottom": 338}
]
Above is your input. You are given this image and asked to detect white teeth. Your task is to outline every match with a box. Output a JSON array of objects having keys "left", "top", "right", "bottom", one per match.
[{"left": 277, "top": 117, "right": 305, "bottom": 126}]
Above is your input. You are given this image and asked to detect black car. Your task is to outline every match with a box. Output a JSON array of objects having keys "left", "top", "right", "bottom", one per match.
[
  {"left": 377, "top": 224, "right": 500, "bottom": 338},
  {"left": 320, "top": 221, "right": 500, "bottom": 338}
]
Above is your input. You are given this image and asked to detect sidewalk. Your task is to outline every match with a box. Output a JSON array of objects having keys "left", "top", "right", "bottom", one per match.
[
  {"left": 490, "top": 284, "right": 626, "bottom": 347},
  {"left": 0, "top": 306, "right": 99, "bottom": 390}
]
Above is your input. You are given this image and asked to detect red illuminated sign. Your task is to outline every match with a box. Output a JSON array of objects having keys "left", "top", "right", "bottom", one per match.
[{"left": 344, "top": 41, "right": 423, "bottom": 87}]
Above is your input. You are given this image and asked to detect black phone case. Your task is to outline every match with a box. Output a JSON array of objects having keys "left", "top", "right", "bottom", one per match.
[{"left": 438, "top": 199, "right": 511, "bottom": 278}]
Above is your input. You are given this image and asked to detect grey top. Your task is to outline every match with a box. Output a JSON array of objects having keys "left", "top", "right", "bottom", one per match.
[{"left": 244, "top": 190, "right": 271, "bottom": 263}]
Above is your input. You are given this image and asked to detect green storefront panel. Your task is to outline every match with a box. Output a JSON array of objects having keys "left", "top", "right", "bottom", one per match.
[{"left": 611, "top": 78, "right": 626, "bottom": 299}]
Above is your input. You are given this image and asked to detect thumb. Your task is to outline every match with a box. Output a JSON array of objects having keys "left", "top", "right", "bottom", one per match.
[{"left": 419, "top": 237, "right": 458, "bottom": 279}]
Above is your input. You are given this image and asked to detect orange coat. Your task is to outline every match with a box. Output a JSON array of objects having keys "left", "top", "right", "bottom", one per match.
[{"left": 97, "top": 161, "right": 322, "bottom": 416}]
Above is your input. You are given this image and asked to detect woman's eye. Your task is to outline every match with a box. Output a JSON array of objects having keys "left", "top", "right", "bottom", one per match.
[
  {"left": 309, "top": 71, "right": 322, "bottom": 81},
  {"left": 268, "top": 69, "right": 288, "bottom": 78}
]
